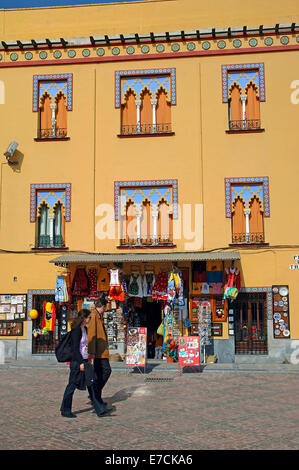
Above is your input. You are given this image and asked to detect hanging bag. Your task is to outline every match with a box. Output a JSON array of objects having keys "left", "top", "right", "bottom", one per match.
[
  {"left": 224, "top": 286, "right": 239, "bottom": 300},
  {"left": 157, "top": 322, "right": 164, "bottom": 336}
]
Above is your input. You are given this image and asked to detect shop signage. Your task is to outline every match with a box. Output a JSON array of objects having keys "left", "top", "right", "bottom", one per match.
[
  {"left": 126, "top": 327, "right": 147, "bottom": 368},
  {"left": 272, "top": 286, "right": 290, "bottom": 338},
  {"left": 0, "top": 321, "right": 23, "bottom": 336},
  {"left": 0, "top": 294, "right": 26, "bottom": 323},
  {"left": 289, "top": 255, "right": 299, "bottom": 270},
  {"left": 178, "top": 336, "right": 200, "bottom": 367},
  {"left": 211, "top": 323, "right": 223, "bottom": 337}
]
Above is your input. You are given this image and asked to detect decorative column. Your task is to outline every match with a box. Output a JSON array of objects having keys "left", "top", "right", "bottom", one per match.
[
  {"left": 136, "top": 206, "right": 142, "bottom": 245},
  {"left": 244, "top": 209, "right": 251, "bottom": 243},
  {"left": 50, "top": 103, "right": 57, "bottom": 137},
  {"left": 240, "top": 95, "right": 247, "bottom": 129},
  {"left": 152, "top": 206, "right": 159, "bottom": 245},
  {"left": 151, "top": 99, "right": 157, "bottom": 133},
  {"left": 48, "top": 213, "right": 55, "bottom": 247},
  {"left": 136, "top": 100, "right": 141, "bottom": 133}
]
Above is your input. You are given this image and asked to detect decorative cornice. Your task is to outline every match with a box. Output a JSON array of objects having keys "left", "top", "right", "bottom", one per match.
[{"left": 0, "top": 27, "right": 298, "bottom": 67}]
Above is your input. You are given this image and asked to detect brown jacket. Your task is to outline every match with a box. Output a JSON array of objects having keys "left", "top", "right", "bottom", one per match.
[{"left": 87, "top": 308, "right": 110, "bottom": 359}]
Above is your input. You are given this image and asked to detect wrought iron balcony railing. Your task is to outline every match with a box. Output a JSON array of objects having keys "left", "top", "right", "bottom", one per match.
[
  {"left": 232, "top": 232, "right": 265, "bottom": 244},
  {"left": 37, "top": 235, "right": 65, "bottom": 248},
  {"left": 228, "top": 119, "right": 261, "bottom": 131},
  {"left": 120, "top": 123, "right": 172, "bottom": 135},
  {"left": 37, "top": 128, "right": 68, "bottom": 139},
  {"left": 120, "top": 235, "right": 173, "bottom": 246}
]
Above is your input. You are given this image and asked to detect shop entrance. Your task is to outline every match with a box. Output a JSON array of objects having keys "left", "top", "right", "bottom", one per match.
[
  {"left": 128, "top": 298, "right": 163, "bottom": 359},
  {"left": 143, "top": 299, "right": 163, "bottom": 359},
  {"left": 32, "top": 294, "right": 60, "bottom": 354},
  {"left": 233, "top": 293, "right": 268, "bottom": 355}
]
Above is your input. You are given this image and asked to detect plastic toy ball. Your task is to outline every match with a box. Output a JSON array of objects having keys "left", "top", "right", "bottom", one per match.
[{"left": 29, "top": 309, "right": 39, "bottom": 320}]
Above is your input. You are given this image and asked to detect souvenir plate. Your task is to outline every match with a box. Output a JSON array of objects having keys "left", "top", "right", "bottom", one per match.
[
  {"left": 283, "top": 329, "right": 290, "bottom": 337},
  {"left": 279, "top": 287, "right": 288, "bottom": 296},
  {"left": 274, "top": 329, "right": 281, "bottom": 336},
  {"left": 282, "top": 297, "right": 288, "bottom": 302},
  {"left": 272, "top": 287, "right": 279, "bottom": 294},
  {"left": 274, "top": 313, "right": 281, "bottom": 321},
  {"left": 278, "top": 301, "right": 284, "bottom": 307}
]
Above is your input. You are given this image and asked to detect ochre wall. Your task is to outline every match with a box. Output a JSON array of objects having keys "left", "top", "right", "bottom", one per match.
[
  {"left": 0, "top": 0, "right": 298, "bottom": 344},
  {"left": 0, "top": 0, "right": 298, "bottom": 40}
]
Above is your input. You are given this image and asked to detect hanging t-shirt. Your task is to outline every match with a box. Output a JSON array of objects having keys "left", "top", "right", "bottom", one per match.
[
  {"left": 201, "top": 282, "right": 210, "bottom": 294},
  {"left": 110, "top": 269, "right": 120, "bottom": 287},
  {"left": 97, "top": 267, "right": 110, "bottom": 292}
]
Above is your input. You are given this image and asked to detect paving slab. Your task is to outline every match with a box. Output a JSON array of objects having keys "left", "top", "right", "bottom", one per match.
[{"left": 1, "top": 364, "right": 299, "bottom": 450}]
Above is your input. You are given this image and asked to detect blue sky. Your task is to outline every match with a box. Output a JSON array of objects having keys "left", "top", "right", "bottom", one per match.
[{"left": 0, "top": 0, "right": 142, "bottom": 8}]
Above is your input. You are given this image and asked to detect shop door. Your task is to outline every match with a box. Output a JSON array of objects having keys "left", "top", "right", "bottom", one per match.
[
  {"left": 234, "top": 293, "right": 268, "bottom": 355},
  {"left": 32, "top": 295, "right": 60, "bottom": 354}
]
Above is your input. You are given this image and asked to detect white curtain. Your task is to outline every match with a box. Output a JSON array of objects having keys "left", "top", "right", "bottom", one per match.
[
  {"left": 39, "top": 204, "right": 48, "bottom": 236},
  {"left": 54, "top": 203, "right": 62, "bottom": 237}
]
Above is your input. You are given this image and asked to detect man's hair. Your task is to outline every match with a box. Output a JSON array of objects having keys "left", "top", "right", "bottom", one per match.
[{"left": 95, "top": 296, "right": 107, "bottom": 308}]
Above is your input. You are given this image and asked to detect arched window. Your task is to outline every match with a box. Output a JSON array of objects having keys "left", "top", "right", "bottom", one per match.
[
  {"left": 35, "top": 77, "right": 70, "bottom": 139},
  {"left": 232, "top": 197, "right": 246, "bottom": 243},
  {"left": 126, "top": 201, "right": 137, "bottom": 244},
  {"left": 158, "top": 200, "right": 172, "bottom": 243},
  {"left": 140, "top": 89, "right": 152, "bottom": 133},
  {"left": 55, "top": 93, "right": 67, "bottom": 137},
  {"left": 225, "top": 65, "right": 263, "bottom": 131},
  {"left": 38, "top": 203, "right": 50, "bottom": 247},
  {"left": 118, "top": 71, "right": 174, "bottom": 135},
  {"left": 249, "top": 196, "right": 264, "bottom": 242},
  {"left": 246, "top": 83, "right": 260, "bottom": 126},
  {"left": 39, "top": 94, "right": 52, "bottom": 138},
  {"left": 121, "top": 90, "right": 137, "bottom": 134},
  {"left": 140, "top": 201, "right": 152, "bottom": 244},
  {"left": 37, "top": 202, "right": 65, "bottom": 248},
  {"left": 156, "top": 88, "right": 171, "bottom": 133},
  {"left": 229, "top": 85, "right": 242, "bottom": 129},
  {"left": 54, "top": 202, "right": 65, "bottom": 247}
]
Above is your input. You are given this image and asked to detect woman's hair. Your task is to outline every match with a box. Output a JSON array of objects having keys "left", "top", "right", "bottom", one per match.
[{"left": 71, "top": 308, "right": 91, "bottom": 329}]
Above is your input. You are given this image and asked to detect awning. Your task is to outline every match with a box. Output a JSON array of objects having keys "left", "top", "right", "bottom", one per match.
[{"left": 50, "top": 251, "right": 240, "bottom": 265}]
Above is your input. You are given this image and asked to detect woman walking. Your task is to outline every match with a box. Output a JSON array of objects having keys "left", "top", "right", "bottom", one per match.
[{"left": 60, "top": 309, "right": 108, "bottom": 418}]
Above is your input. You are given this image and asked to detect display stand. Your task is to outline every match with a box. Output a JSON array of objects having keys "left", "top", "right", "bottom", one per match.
[
  {"left": 125, "top": 327, "right": 147, "bottom": 376},
  {"left": 177, "top": 336, "right": 200, "bottom": 376}
]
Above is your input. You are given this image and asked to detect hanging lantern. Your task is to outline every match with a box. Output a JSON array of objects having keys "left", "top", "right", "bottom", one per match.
[{"left": 29, "top": 309, "right": 39, "bottom": 320}]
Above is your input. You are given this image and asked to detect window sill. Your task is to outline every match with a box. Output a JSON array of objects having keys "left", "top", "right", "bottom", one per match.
[
  {"left": 31, "top": 247, "right": 69, "bottom": 252},
  {"left": 34, "top": 137, "right": 70, "bottom": 142},
  {"left": 226, "top": 129, "right": 265, "bottom": 134},
  {"left": 117, "top": 132, "right": 175, "bottom": 138},
  {"left": 229, "top": 243, "right": 269, "bottom": 248},
  {"left": 117, "top": 244, "right": 177, "bottom": 250}
]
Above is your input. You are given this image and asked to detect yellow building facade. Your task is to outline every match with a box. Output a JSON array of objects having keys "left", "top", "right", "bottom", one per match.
[{"left": 0, "top": 0, "right": 299, "bottom": 363}]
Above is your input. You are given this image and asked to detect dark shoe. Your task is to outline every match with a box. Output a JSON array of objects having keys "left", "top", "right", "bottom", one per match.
[{"left": 61, "top": 411, "right": 77, "bottom": 418}]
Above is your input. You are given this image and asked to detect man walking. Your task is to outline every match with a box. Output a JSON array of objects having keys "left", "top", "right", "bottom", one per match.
[{"left": 87, "top": 297, "right": 111, "bottom": 407}]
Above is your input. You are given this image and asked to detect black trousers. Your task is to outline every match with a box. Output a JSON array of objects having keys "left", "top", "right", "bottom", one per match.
[
  {"left": 60, "top": 360, "right": 97, "bottom": 413},
  {"left": 93, "top": 358, "right": 111, "bottom": 401}
]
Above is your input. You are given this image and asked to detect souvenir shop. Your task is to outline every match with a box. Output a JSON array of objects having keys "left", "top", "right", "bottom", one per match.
[{"left": 44, "top": 252, "right": 243, "bottom": 362}]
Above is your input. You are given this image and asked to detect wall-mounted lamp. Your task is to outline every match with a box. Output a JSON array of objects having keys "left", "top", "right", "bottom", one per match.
[{"left": 4, "top": 141, "right": 18, "bottom": 165}]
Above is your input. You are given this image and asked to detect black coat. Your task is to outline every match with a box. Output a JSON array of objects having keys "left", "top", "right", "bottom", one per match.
[
  {"left": 68, "top": 326, "right": 94, "bottom": 390},
  {"left": 70, "top": 325, "right": 86, "bottom": 364}
]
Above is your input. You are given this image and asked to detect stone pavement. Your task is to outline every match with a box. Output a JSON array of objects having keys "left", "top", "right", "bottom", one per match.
[{"left": 1, "top": 359, "right": 299, "bottom": 451}]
